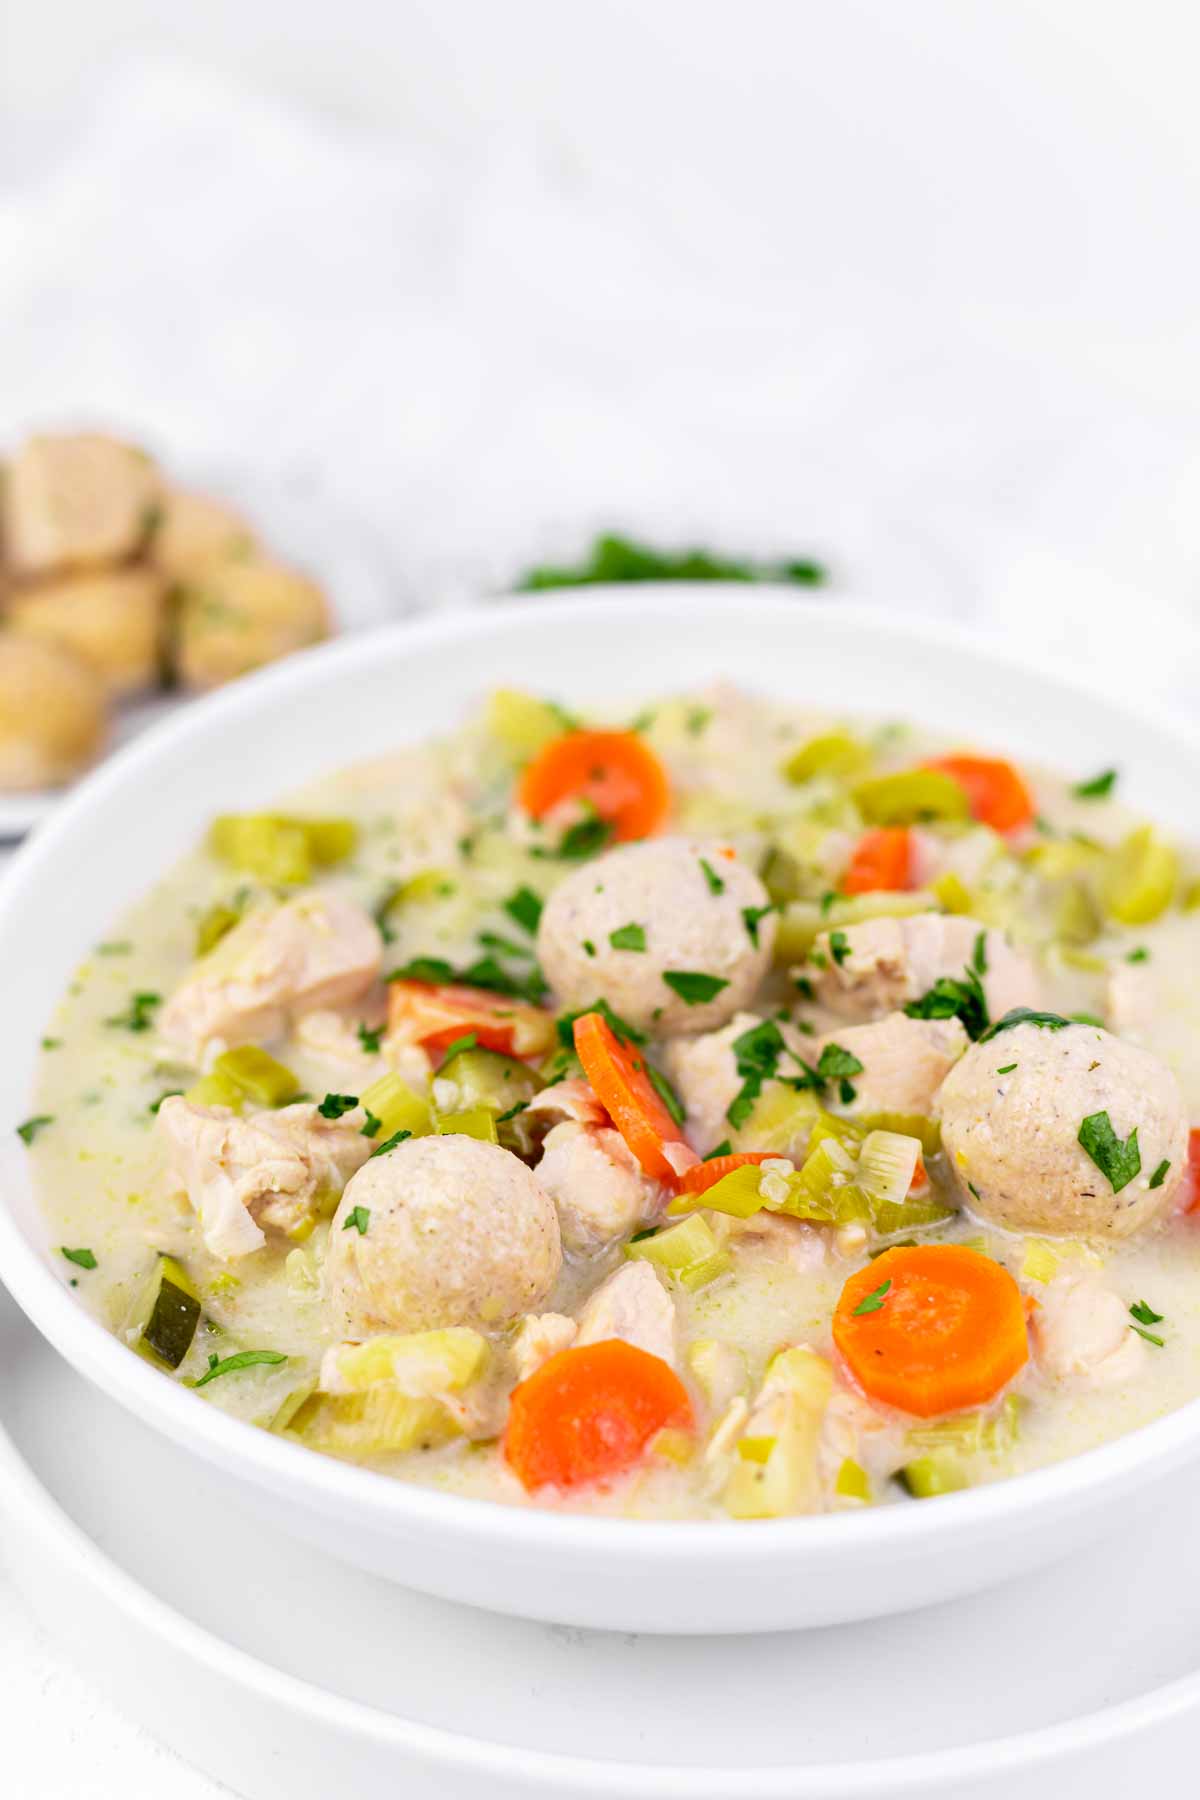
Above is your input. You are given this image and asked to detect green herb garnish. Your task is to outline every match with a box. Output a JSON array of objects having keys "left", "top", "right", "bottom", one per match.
[
  {"left": 1148, "top": 1158, "right": 1171, "bottom": 1189},
  {"left": 852, "top": 1278, "right": 891, "bottom": 1317},
  {"left": 435, "top": 1032, "right": 478, "bottom": 1072},
  {"left": 357, "top": 1023, "right": 383, "bottom": 1054},
  {"left": 905, "top": 967, "right": 990, "bottom": 1041},
  {"left": 828, "top": 929, "right": 851, "bottom": 967},
  {"left": 318, "top": 1093, "right": 360, "bottom": 1120},
  {"left": 704, "top": 1139, "right": 733, "bottom": 1161},
  {"left": 978, "top": 1006, "right": 1071, "bottom": 1042},
  {"left": 106, "top": 991, "right": 162, "bottom": 1033},
  {"left": 149, "top": 1091, "right": 183, "bottom": 1115},
  {"left": 16, "top": 1115, "right": 54, "bottom": 1145},
  {"left": 1126, "top": 947, "right": 1150, "bottom": 964},
  {"left": 609, "top": 923, "right": 647, "bottom": 953},
  {"left": 192, "top": 1349, "right": 288, "bottom": 1389},
  {"left": 647, "top": 1064, "right": 686, "bottom": 1127},
  {"left": 699, "top": 858, "right": 725, "bottom": 896},
  {"left": 742, "top": 905, "right": 775, "bottom": 947},
  {"left": 361, "top": 1108, "right": 382, "bottom": 1139},
  {"left": 1073, "top": 769, "right": 1117, "bottom": 800},
  {"left": 726, "top": 1020, "right": 788, "bottom": 1128},
  {"left": 1129, "top": 1300, "right": 1164, "bottom": 1346},
  {"left": 996, "top": 1064, "right": 1017, "bottom": 1075},
  {"left": 517, "top": 532, "right": 827, "bottom": 592},
  {"left": 1077, "top": 1110, "right": 1141, "bottom": 1193},
  {"left": 662, "top": 970, "right": 730, "bottom": 1006},
  {"left": 504, "top": 885, "right": 544, "bottom": 936},
  {"left": 60, "top": 1246, "right": 97, "bottom": 1270},
  {"left": 370, "top": 1129, "right": 412, "bottom": 1159},
  {"left": 556, "top": 998, "right": 646, "bottom": 1048},
  {"left": 342, "top": 1206, "right": 371, "bottom": 1235}
]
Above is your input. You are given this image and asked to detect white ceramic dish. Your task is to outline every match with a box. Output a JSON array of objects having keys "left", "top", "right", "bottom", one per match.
[
  {"left": 4, "top": 1278, "right": 1200, "bottom": 1800},
  {"left": 1, "top": 589, "right": 1199, "bottom": 1635}
]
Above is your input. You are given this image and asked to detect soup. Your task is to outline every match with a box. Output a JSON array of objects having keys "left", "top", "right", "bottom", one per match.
[{"left": 25, "top": 686, "right": 1200, "bottom": 1519}]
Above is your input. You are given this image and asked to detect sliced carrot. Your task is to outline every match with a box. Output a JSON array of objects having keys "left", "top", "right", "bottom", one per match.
[
  {"left": 923, "top": 755, "right": 1034, "bottom": 834},
  {"left": 1182, "top": 1128, "right": 1200, "bottom": 1214},
  {"left": 680, "top": 1151, "right": 777, "bottom": 1196},
  {"left": 832, "top": 1244, "right": 1029, "bottom": 1418},
  {"left": 518, "top": 729, "right": 670, "bottom": 842},
  {"left": 573, "top": 1010, "right": 688, "bottom": 1184},
  {"left": 387, "top": 980, "right": 556, "bottom": 1061},
  {"left": 842, "top": 826, "right": 912, "bottom": 895},
  {"left": 504, "top": 1339, "right": 693, "bottom": 1492}
]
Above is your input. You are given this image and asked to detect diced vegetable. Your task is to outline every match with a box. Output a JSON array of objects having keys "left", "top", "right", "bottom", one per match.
[
  {"left": 686, "top": 1339, "right": 749, "bottom": 1410},
  {"left": 435, "top": 1046, "right": 543, "bottom": 1115},
  {"left": 835, "top": 1458, "right": 871, "bottom": 1502},
  {"left": 1101, "top": 825, "right": 1179, "bottom": 925},
  {"left": 759, "top": 845, "right": 805, "bottom": 907},
  {"left": 626, "top": 1215, "right": 731, "bottom": 1289},
  {"left": 184, "top": 1069, "right": 245, "bottom": 1111},
  {"left": 212, "top": 1044, "right": 300, "bottom": 1108},
  {"left": 209, "top": 813, "right": 358, "bottom": 883},
  {"left": 504, "top": 1339, "right": 693, "bottom": 1492},
  {"left": 833, "top": 1244, "right": 1029, "bottom": 1417},
  {"left": 841, "top": 827, "right": 912, "bottom": 896},
  {"left": 772, "top": 889, "right": 935, "bottom": 961},
  {"left": 323, "top": 1328, "right": 488, "bottom": 1396},
  {"left": 676, "top": 1153, "right": 777, "bottom": 1207},
  {"left": 517, "top": 729, "right": 671, "bottom": 842},
  {"left": 782, "top": 730, "right": 872, "bottom": 785},
  {"left": 1054, "top": 878, "right": 1103, "bottom": 946},
  {"left": 931, "top": 871, "right": 972, "bottom": 914},
  {"left": 724, "top": 1350, "right": 831, "bottom": 1518},
  {"left": 852, "top": 769, "right": 971, "bottom": 827},
  {"left": 358, "top": 1072, "right": 433, "bottom": 1140},
  {"left": 195, "top": 900, "right": 243, "bottom": 956},
  {"left": 1021, "top": 1238, "right": 1060, "bottom": 1284},
  {"left": 908, "top": 1393, "right": 1022, "bottom": 1457},
  {"left": 486, "top": 689, "right": 571, "bottom": 760},
  {"left": 268, "top": 1378, "right": 319, "bottom": 1434},
  {"left": 126, "top": 1255, "right": 201, "bottom": 1370},
  {"left": 730, "top": 1085, "right": 820, "bottom": 1156},
  {"left": 434, "top": 1107, "right": 500, "bottom": 1143},
  {"left": 387, "top": 978, "right": 556, "bottom": 1060},
  {"left": 923, "top": 756, "right": 1034, "bottom": 833},
  {"left": 284, "top": 1388, "right": 459, "bottom": 1460},
  {"left": 573, "top": 1009, "right": 690, "bottom": 1184},
  {"left": 898, "top": 1455, "right": 967, "bottom": 1498},
  {"left": 855, "top": 1112, "right": 941, "bottom": 1157}
]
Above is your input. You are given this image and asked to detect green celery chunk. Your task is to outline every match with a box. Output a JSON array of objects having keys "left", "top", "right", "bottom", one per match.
[
  {"left": 434, "top": 1107, "right": 500, "bottom": 1143},
  {"left": 899, "top": 1455, "right": 967, "bottom": 1498},
  {"left": 835, "top": 1457, "right": 871, "bottom": 1502},
  {"left": 930, "top": 871, "right": 972, "bottom": 914},
  {"left": 627, "top": 1215, "right": 731, "bottom": 1289},
  {"left": 668, "top": 1163, "right": 767, "bottom": 1220},
  {"left": 852, "top": 769, "right": 970, "bottom": 826},
  {"left": 1101, "top": 825, "right": 1178, "bottom": 925},
  {"left": 486, "top": 689, "right": 569, "bottom": 760},
  {"left": 323, "top": 1328, "right": 488, "bottom": 1396},
  {"left": 283, "top": 1388, "right": 460, "bottom": 1460},
  {"left": 209, "top": 813, "right": 358, "bottom": 884},
  {"left": 731, "top": 1086, "right": 820, "bottom": 1156},
  {"left": 773, "top": 889, "right": 934, "bottom": 962},
  {"left": 435, "top": 1047, "right": 543, "bottom": 1113},
  {"left": 782, "top": 730, "right": 872, "bottom": 785},
  {"left": 305, "top": 819, "right": 359, "bottom": 866},
  {"left": 212, "top": 1045, "right": 300, "bottom": 1108},
  {"left": 359, "top": 1072, "right": 432, "bottom": 1140},
  {"left": 195, "top": 901, "right": 243, "bottom": 956},
  {"left": 854, "top": 1112, "right": 941, "bottom": 1156},
  {"left": 185, "top": 1069, "right": 245, "bottom": 1111}
]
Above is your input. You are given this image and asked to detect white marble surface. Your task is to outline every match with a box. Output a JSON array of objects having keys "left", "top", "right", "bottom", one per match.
[{"left": 3, "top": 9, "right": 1200, "bottom": 1793}]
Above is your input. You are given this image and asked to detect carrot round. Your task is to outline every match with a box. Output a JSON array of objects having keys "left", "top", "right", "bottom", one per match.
[
  {"left": 504, "top": 1339, "right": 693, "bottom": 1491},
  {"left": 518, "top": 729, "right": 670, "bottom": 842},
  {"left": 923, "top": 755, "right": 1034, "bottom": 834},
  {"left": 573, "top": 1010, "right": 688, "bottom": 1184},
  {"left": 832, "top": 1244, "right": 1029, "bottom": 1417},
  {"left": 680, "top": 1151, "right": 776, "bottom": 1196},
  {"left": 842, "top": 826, "right": 912, "bottom": 895}
]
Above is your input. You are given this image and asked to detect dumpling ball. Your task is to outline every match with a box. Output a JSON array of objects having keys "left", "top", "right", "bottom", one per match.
[
  {"left": 323, "top": 1135, "right": 562, "bottom": 1338},
  {"left": 0, "top": 632, "right": 107, "bottom": 789},
  {"left": 8, "top": 567, "right": 165, "bottom": 697},
  {"left": 939, "top": 1019, "right": 1186, "bottom": 1239},
  {"left": 152, "top": 489, "right": 256, "bottom": 579},
  {"left": 537, "top": 836, "right": 775, "bottom": 1036},
  {"left": 173, "top": 558, "right": 328, "bottom": 690}
]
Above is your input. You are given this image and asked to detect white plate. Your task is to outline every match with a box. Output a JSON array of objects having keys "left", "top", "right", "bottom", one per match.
[
  {"left": 0, "top": 466, "right": 397, "bottom": 839},
  {"left": 3, "top": 591, "right": 1200, "bottom": 1634},
  {"left": 2, "top": 1280, "right": 1199, "bottom": 1800}
]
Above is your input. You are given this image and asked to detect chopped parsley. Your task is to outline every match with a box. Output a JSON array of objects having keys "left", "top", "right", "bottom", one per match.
[
  {"left": 60, "top": 1245, "right": 97, "bottom": 1270},
  {"left": 1069, "top": 1012, "right": 1105, "bottom": 1027},
  {"left": 370, "top": 1129, "right": 412, "bottom": 1158},
  {"left": 435, "top": 1032, "right": 478, "bottom": 1072},
  {"left": 726, "top": 1020, "right": 789, "bottom": 1129},
  {"left": 478, "top": 930, "right": 535, "bottom": 959},
  {"left": 1077, "top": 1110, "right": 1141, "bottom": 1193},
  {"left": 360, "top": 1108, "right": 382, "bottom": 1139},
  {"left": 828, "top": 929, "right": 851, "bottom": 967},
  {"left": 318, "top": 1093, "right": 360, "bottom": 1120},
  {"left": 16, "top": 1115, "right": 53, "bottom": 1145},
  {"left": 517, "top": 532, "right": 827, "bottom": 591},
  {"left": 971, "top": 930, "right": 988, "bottom": 976},
  {"left": 1073, "top": 768, "right": 1118, "bottom": 801},
  {"left": 662, "top": 970, "right": 730, "bottom": 1006},
  {"left": 793, "top": 975, "right": 815, "bottom": 1002},
  {"left": 582, "top": 939, "right": 597, "bottom": 957},
  {"left": 41, "top": 1037, "right": 62, "bottom": 1050},
  {"left": 1125, "top": 947, "right": 1150, "bottom": 964},
  {"left": 995, "top": 1063, "right": 1017, "bottom": 1076},
  {"left": 496, "top": 1100, "right": 529, "bottom": 1124},
  {"left": 357, "top": 1022, "right": 383, "bottom": 1054},
  {"left": 149, "top": 1090, "right": 183, "bottom": 1115},
  {"left": 192, "top": 1349, "right": 288, "bottom": 1389},
  {"left": 609, "top": 923, "right": 646, "bottom": 952},
  {"left": 389, "top": 954, "right": 546, "bottom": 1006},
  {"left": 1129, "top": 1299, "right": 1164, "bottom": 1347},
  {"left": 814, "top": 1041, "right": 864, "bottom": 1103},
  {"left": 647, "top": 1064, "right": 686, "bottom": 1127},
  {"left": 342, "top": 1206, "right": 371, "bottom": 1235},
  {"left": 852, "top": 1278, "right": 891, "bottom": 1317},
  {"left": 531, "top": 815, "right": 614, "bottom": 862},
  {"left": 105, "top": 991, "right": 162, "bottom": 1033},
  {"left": 967, "top": 1179, "right": 981, "bottom": 1201},
  {"left": 905, "top": 968, "right": 989, "bottom": 1041},
  {"left": 556, "top": 998, "right": 645, "bottom": 1049},
  {"left": 742, "top": 904, "right": 775, "bottom": 947},
  {"left": 503, "top": 886, "right": 544, "bottom": 936},
  {"left": 978, "top": 1006, "right": 1071, "bottom": 1042},
  {"left": 96, "top": 940, "right": 133, "bottom": 956},
  {"left": 686, "top": 706, "right": 712, "bottom": 737},
  {"left": 699, "top": 858, "right": 725, "bottom": 896},
  {"left": 704, "top": 1139, "right": 733, "bottom": 1161},
  {"left": 1148, "top": 1158, "right": 1171, "bottom": 1190}
]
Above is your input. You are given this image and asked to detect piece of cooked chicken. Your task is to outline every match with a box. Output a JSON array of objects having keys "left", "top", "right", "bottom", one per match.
[
  {"left": 8, "top": 567, "right": 166, "bottom": 697},
  {"left": 575, "top": 1261, "right": 677, "bottom": 1366},
  {"left": 815, "top": 1012, "right": 968, "bottom": 1116},
  {"left": 511, "top": 1311, "right": 579, "bottom": 1382},
  {"left": 2, "top": 433, "right": 162, "bottom": 575},
  {"left": 160, "top": 891, "right": 382, "bottom": 1064},
  {"left": 323, "top": 1135, "right": 562, "bottom": 1337},
  {"left": 534, "top": 1119, "right": 665, "bottom": 1252},
  {"left": 807, "top": 913, "right": 1038, "bottom": 1024},
  {"left": 660, "top": 1010, "right": 762, "bottom": 1153},
  {"left": 1032, "top": 1271, "right": 1148, "bottom": 1385},
  {"left": 157, "top": 1095, "right": 372, "bottom": 1260}
]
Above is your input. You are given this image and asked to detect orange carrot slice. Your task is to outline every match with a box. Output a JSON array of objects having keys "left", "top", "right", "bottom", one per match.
[
  {"left": 833, "top": 1243, "right": 1029, "bottom": 1417},
  {"left": 1182, "top": 1128, "right": 1200, "bottom": 1214},
  {"left": 923, "top": 755, "right": 1034, "bottom": 834},
  {"left": 387, "top": 980, "right": 556, "bottom": 1061},
  {"left": 842, "top": 826, "right": 912, "bottom": 895},
  {"left": 504, "top": 1340, "right": 693, "bottom": 1492},
  {"left": 680, "top": 1151, "right": 776, "bottom": 1196},
  {"left": 573, "top": 1010, "right": 687, "bottom": 1184},
  {"left": 518, "top": 729, "right": 670, "bottom": 842}
]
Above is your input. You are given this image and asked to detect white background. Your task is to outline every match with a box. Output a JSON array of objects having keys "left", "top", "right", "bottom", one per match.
[{"left": 3, "top": 3, "right": 1200, "bottom": 1794}]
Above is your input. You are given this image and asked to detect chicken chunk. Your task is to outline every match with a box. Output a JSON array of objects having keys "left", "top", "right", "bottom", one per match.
[
  {"left": 511, "top": 1312, "right": 579, "bottom": 1382},
  {"left": 807, "top": 913, "right": 1038, "bottom": 1024},
  {"left": 3, "top": 433, "right": 161, "bottom": 575},
  {"left": 535, "top": 1120, "right": 664, "bottom": 1253},
  {"left": 816, "top": 1012, "right": 968, "bottom": 1115},
  {"left": 660, "top": 1011, "right": 760, "bottom": 1154},
  {"left": 157, "top": 1095, "right": 372, "bottom": 1260},
  {"left": 575, "top": 1261, "right": 677, "bottom": 1366},
  {"left": 160, "top": 891, "right": 382, "bottom": 1064},
  {"left": 1032, "top": 1272, "right": 1148, "bottom": 1386}
]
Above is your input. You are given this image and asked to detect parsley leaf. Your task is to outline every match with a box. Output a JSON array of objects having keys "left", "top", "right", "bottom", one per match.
[
  {"left": 61, "top": 1246, "right": 97, "bottom": 1270},
  {"left": 1125, "top": 947, "right": 1149, "bottom": 964},
  {"left": 1148, "top": 1158, "right": 1171, "bottom": 1189},
  {"left": 389, "top": 955, "right": 455, "bottom": 985},
  {"left": 971, "top": 930, "right": 988, "bottom": 976},
  {"left": 828, "top": 929, "right": 851, "bottom": 967},
  {"left": 105, "top": 991, "right": 162, "bottom": 1033},
  {"left": 389, "top": 954, "right": 546, "bottom": 1006},
  {"left": 815, "top": 1043, "right": 865, "bottom": 1081},
  {"left": 360, "top": 1108, "right": 381, "bottom": 1139},
  {"left": 978, "top": 1006, "right": 1071, "bottom": 1043},
  {"left": 16, "top": 1115, "right": 53, "bottom": 1145},
  {"left": 1077, "top": 1110, "right": 1141, "bottom": 1192},
  {"left": 1073, "top": 769, "right": 1117, "bottom": 800},
  {"left": 609, "top": 923, "right": 647, "bottom": 952},
  {"left": 357, "top": 1022, "right": 383, "bottom": 1054},
  {"left": 647, "top": 1064, "right": 686, "bottom": 1127},
  {"left": 318, "top": 1092, "right": 359, "bottom": 1120},
  {"left": 370, "top": 1129, "right": 412, "bottom": 1158},
  {"left": 342, "top": 1205, "right": 371, "bottom": 1235},
  {"left": 556, "top": 998, "right": 646, "bottom": 1049},
  {"left": 704, "top": 1139, "right": 733, "bottom": 1161},
  {"left": 531, "top": 816, "right": 614, "bottom": 862},
  {"left": 192, "top": 1349, "right": 288, "bottom": 1388},
  {"left": 699, "top": 858, "right": 725, "bottom": 896},
  {"left": 503, "top": 886, "right": 544, "bottom": 935},
  {"left": 996, "top": 1063, "right": 1017, "bottom": 1075},
  {"left": 517, "top": 532, "right": 827, "bottom": 591},
  {"left": 662, "top": 970, "right": 730, "bottom": 1005},
  {"left": 434, "top": 1032, "right": 478, "bottom": 1072},
  {"left": 1130, "top": 1299, "right": 1163, "bottom": 1326},
  {"left": 478, "top": 930, "right": 535, "bottom": 959},
  {"left": 742, "top": 904, "right": 775, "bottom": 947},
  {"left": 726, "top": 1020, "right": 787, "bottom": 1128},
  {"left": 905, "top": 965, "right": 990, "bottom": 1041},
  {"left": 852, "top": 1278, "right": 891, "bottom": 1316}
]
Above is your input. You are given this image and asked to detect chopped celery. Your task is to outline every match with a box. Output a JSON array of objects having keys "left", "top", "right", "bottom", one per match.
[
  {"left": 773, "top": 889, "right": 934, "bottom": 961},
  {"left": 284, "top": 1388, "right": 459, "bottom": 1459},
  {"left": 724, "top": 1383, "right": 828, "bottom": 1519},
  {"left": 185, "top": 1069, "right": 244, "bottom": 1111},
  {"left": 304, "top": 819, "right": 358, "bottom": 866},
  {"left": 855, "top": 1112, "right": 941, "bottom": 1156},
  {"left": 668, "top": 1163, "right": 766, "bottom": 1219},
  {"left": 1102, "top": 826, "right": 1178, "bottom": 925},
  {"left": 650, "top": 1427, "right": 695, "bottom": 1466},
  {"left": 764, "top": 1345, "right": 833, "bottom": 1409},
  {"left": 359, "top": 1072, "right": 432, "bottom": 1140},
  {"left": 486, "top": 689, "right": 568, "bottom": 760},
  {"left": 686, "top": 1339, "right": 748, "bottom": 1410},
  {"left": 807, "top": 1110, "right": 866, "bottom": 1152},
  {"left": 759, "top": 845, "right": 805, "bottom": 906},
  {"left": 323, "top": 1328, "right": 488, "bottom": 1397},
  {"left": 627, "top": 1215, "right": 730, "bottom": 1288},
  {"left": 852, "top": 769, "right": 970, "bottom": 827},
  {"left": 210, "top": 814, "right": 310, "bottom": 884},
  {"left": 676, "top": 1250, "right": 734, "bottom": 1291},
  {"left": 1021, "top": 1238, "right": 1060, "bottom": 1284},
  {"left": 212, "top": 1045, "right": 300, "bottom": 1108},
  {"left": 1054, "top": 878, "right": 1102, "bottom": 946},
  {"left": 931, "top": 871, "right": 972, "bottom": 914},
  {"left": 899, "top": 1455, "right": 966, "bottom": 1498},
  {"left": 835, "top": 1457, "right": 871, "bottom": 1502},
  {"left": 857, "top": 1130, "right": 921, "bottom": 1209},
  {"left": 1057, "top": 945, "right": 1107, "bottom": 973},
  {"left": 737, "top": 1435, "right": 775, "bottom": 1465},
  {"left": 777, "top": 1123, "right": 952, "bottom": 1237},
  {"left": 782, "top": 730, "right": 872, "bottom": 785},
  {"left": 195, "top": 900, "right": 243, "bottom": 957},
  {"left": 380, "top": 867, "right": 458, "bottom": 912},
  {"left": 268, "top": 1379, "right": 320, "bottom": 1434},
  {"left": 1023, "top": 838, "right": 1100, "bottom": 880},
  {"left": 730, "top": 1085, "right": 819, "bottom": 1156},
  {"left": 909, "top": 1396, "right": 1022, "bottom": 1459},
  {"left": 435, "top": 1047, "right": 543, "bottom": 1116},
  {"left": 127, "top": 1255, "right": 201, "bottom": 1370},
  {"left": 434, "top": 1107, "right": 499, "bottom": 1144}
]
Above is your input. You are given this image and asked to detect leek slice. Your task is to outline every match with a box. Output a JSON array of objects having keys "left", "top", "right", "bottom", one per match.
[
  {"left": 185, "top": 1070, "right": 244, "bottom": 1111},
  {"left": 195, "top": 900, "right": 243, "bottom": 956},
  {"left": 1102, "top": 826, "right": 1178, "bottom": 925},
  {"left": 434, "top": 1046, "right": 544, "bottom": 1158},
  {"left": 931, "top": 871, "right": 972, "bottom": 915},
  {"left": 359, "top": 1072, "right": 432, "bottom": 1140},
  {"left": 323, "top": 1328, "right": 488, "bottom": 1397},
  {"left": 486, "top": 689, "right": 569, "bottom": 760},
  {"left": 269, "top": 1378, "right": 319, "bottom": 1433},
  {"left": 782, "top": 730, "right": 872, "bottom": 785},
  {"left": 899, "top": 1455, "right": 966, "bottom": 1498},
  {"left": 627, "top": 1215, "right": 731, "bottom": 1289},
  {"left": 209, "top": 814, "right": 359, "bottom": 884},
  {"left": 687, "top": 1339, "right": 749, "bottom": 1410},
  {"left": 1021, "top": 1238, "right": 1060, "bottom": 1284},
  {"left": 852, "top": 769, "right": 970, "bottom": 827},
  {"left": 908, "top": 1394, "right": 1022, "bottom": 1459},
  {"left": 284, "top": 1388, "right": 459, "bottom": 1460},
  {"left": 857, "top": 1130, "right": 920, "bottom": 1209},
  {"left": 212, "top": 1044, "right": 300, "bottom": 1108},
  {"left": 730, "top": 1086, "right": 819, "bottom": 1156},
  {"left": 668, "top": 1163, "right": 766, "bottom": 1219},
  {"left": 764, "top": 1344, "right": 833, "bottom": 1408},
  {"left": 650, "top": 1427, "right": 695, "bottom": 1466},
  {"left": 835, "top": 1457, "right": 871, "bottom": 1502},
  {"left": 773, "top": 889, "right": 935, "bottom": 961},
  {"left": 855, "top": 1112, "right": 941, "bottom": 1156},
  {"left": 1054, "top": 878, "right": 1103, "bottom": 947},
  {"left": 434, "top": 1107, "right": 499, "bottom": 1143}
]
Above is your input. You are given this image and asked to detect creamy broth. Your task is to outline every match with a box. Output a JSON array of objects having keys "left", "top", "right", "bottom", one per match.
[{"left": 26, "top": 687, "right": 1200, "bottom": 1519}]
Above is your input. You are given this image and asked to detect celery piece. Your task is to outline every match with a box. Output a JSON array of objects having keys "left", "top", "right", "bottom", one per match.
[
  {"left": 1021, "top": 1238, "right": 1060, "bottom": 1284},
  {"left": 724, "top": 1391, "right": 826, "bottom": 1518},
  {"left": 285, "top": 1388, "right": 458, "bottom": 1459},
  {"left": 808, "top": 1109, "right": 866, "bottom": 1152},
  {"left": 210, "top": 815, "right": 311, "bottom": 885},
  {"left": 871, "top": 1193, "right": 955, "bottom": 1237},
  {"left": 305, "top": 819, "right": 358, "bottom": 866},
  {"left": 899, "top": 1455, "right": 966, "bottom": 1498},
  {"left": 185, "top": 1070, "right": 245, "bottom": 1111},
  {"left": 384, "top": 867, "right": 458, "bottom": 909},
  {"left": 213, "top": 1045, "right": 300, "bottom": 1108},
  {"left": 195, "top": 901, "right": 243, "bottom": 957},
  {"left": 627, "top": 1215, "right": 729, "bottom": 1287},
  {"left": 759, "top": 845, "right": 805, "bottom": 907},
  {"left": 773, "top": 889, "right": 935, "bottom": 962},
  {"left": 435, "top": 1047, "right": 543, "bottom": 1115},
  {"left": 1102, "top": 826, "right": 1179, "bottom": 925},
  {"left": 853, "top": 769, "right": 971, "bottom": 827},
  {"left": 836, "top": 1457, "right": 871, "bottom": 1502},
  {"left": 857, "top": 1130, "right": 922, "bottom": 1210},
  {"left": 676, "top": 1250, "right": 734, "bottom": 1291},
  {"left": 931, "top": 871, "right": 972, "bottom": 915},
  {"left": 359, "top": 1072, "right": 432, "bottom": 1140},
  {"left": 435, "top": 1107, "right": 500, "bottom": 1144},
  {"left": 269, "top": 1378, "right": 320, "bottom": 1434},
  {"left": 855, "top": 1112, "right": 941, "bottom": 1156},
  {"left": 909, "top": 1395, "right": 1022, "bottom": 1460},
  {"left": 486, "top": 689, "right": 568, "bottom": 761},
  {"left": 1057, "top": 945, "right": 1107, "bottom": 973},
  {"left": 668, "top": 1163, "right": 765, "bottom": 1220},
  {"left": 650, "top": 1427, "right": 695, "bottom": 1466},
  {"left": 1054, "top": 878, "right": 1103, "bottom": 947},
  {"left": 737, "top": 1434, "right": 775, "bottom": 1465},
  {"left": 324, "top": 1328, "right": 488, "bottom": 1397},
  {"left": 687, "top": 1339, "right": 749, "bottom": 1410},
  {"left": 782, "top": 730, "right": 872, "bottom": 786},
  {"left": 764, "top": 1345, "right": 833, "bottom": 1409},
  {"left": 731, "top": 1086, "right": 820, "bottom": 1156}
]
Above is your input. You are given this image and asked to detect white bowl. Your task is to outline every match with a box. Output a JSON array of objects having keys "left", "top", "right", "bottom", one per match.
[{"left": 0, "top": 589, "right": 1197, "bottom": 1636}]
